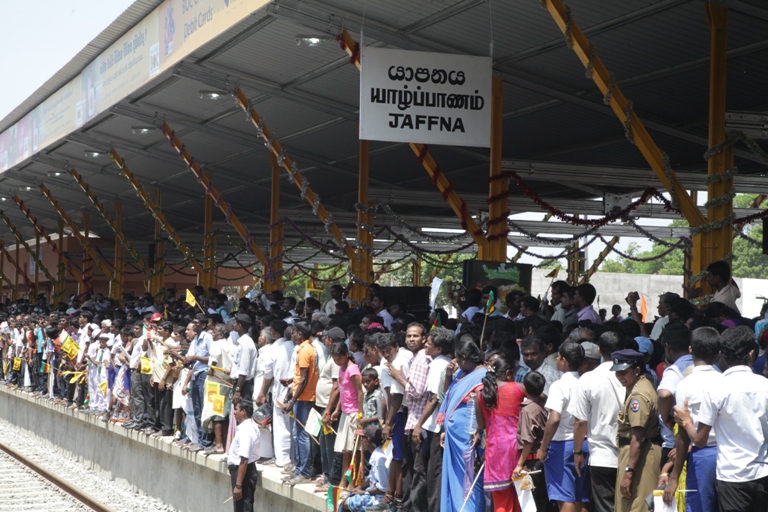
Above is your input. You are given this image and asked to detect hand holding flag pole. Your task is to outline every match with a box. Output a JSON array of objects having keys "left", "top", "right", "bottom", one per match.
[
  {"left": 186, "top": 289, "right": 207, "bottom": 315},
  {"left": 479, "top": 291, "right": 495, "bottom": 349}
]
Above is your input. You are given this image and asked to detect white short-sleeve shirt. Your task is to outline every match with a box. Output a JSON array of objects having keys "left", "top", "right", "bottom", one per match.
[
  {"left": 674, "top": 365, "right": 722, "bottom": 448},
  {"left": 544, "top": 371, "right": 579, "bottom": 442},
  {"left": 698, "top": 365, "right": 768, "bottom": 482},
  {"left": 423, "top": 355, "right": 451, "bottom": 433},
  {"left": 567, "top": 361, "right": 624, "bottom": 468},
  {"left": 227, "top": 418, "right": 261, "bottom": 466}
]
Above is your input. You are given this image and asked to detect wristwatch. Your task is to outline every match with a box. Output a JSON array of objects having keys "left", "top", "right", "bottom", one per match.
[
  {"left": 624, "top": 466, "right": 636, "bottom": 474},
  {"left": 573, "top": 450, "right": 584, "bottom": 456}
]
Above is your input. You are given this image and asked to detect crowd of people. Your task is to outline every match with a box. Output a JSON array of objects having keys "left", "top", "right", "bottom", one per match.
[{"left": 1, "top": 258, "right": 767, "bottom": 512}]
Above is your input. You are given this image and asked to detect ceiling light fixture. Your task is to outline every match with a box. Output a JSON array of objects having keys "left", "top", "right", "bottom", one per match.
[
  {"left": 47, "top": 171, "right": 66, "bottom": 178},
  {"left": 84, "top": 150, "right": 104, "bottom": 158},
  {"left": 19, "top": 186, "right": 34, "bottom": 192},
  {"left": 199, "top": 90, "right": 229, "bottom": 100},
  {"left": 295, "top": 34, "right": 334, "bottom": 47},
  {"left": 131, "top": 126, "right": 157, "bottom": 135},
  {"left": 726, "top": 111, "right": 768, "bottom": 139}
]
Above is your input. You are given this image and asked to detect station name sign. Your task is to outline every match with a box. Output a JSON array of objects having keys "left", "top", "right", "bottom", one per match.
[{"left": 360, "top": 48, "right": 492, "bottom": 148}]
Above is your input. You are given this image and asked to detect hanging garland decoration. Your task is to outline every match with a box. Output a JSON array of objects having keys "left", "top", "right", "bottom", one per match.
[
  {"left": 595, "top": 234, "right": 682, "bottom": 262},
  {"left": 506, "top": 235, "right": 601, "bottom": 261},
  {"left": 507, "top": 218, "right": 604, "bottom": 246},
  {"left": 626, "top": 219, "right": 692, "bottom": 249},
  {"left": 355, "top": 202, "right": 475, "bottom": 243},
  {"left": 509, "top": 170, "right": 678, "bottom": 226}
]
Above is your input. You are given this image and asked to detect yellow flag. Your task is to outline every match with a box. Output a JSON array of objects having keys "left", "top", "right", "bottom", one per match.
[
  {"left": 185, "top": 289, "right": 197, "bottom": 307},
  {"left": 545, "top": 266, "right": 560, "bottom": 279},
  {"left": 99, "top": 380, "right": 108, "bottom": 396}
]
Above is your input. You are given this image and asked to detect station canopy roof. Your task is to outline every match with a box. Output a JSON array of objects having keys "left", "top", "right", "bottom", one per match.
[{"left": 1, "top": 0, "right": 767, "bottom": 266}]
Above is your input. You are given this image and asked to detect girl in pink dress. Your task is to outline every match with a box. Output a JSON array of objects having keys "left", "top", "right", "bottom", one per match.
[{"left": 475, "top": 354, "right": 526, "bottom": 512}]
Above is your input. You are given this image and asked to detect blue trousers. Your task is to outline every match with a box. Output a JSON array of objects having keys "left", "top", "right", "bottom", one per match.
[
  {"left": 191, "top": 371, "right": 212, "bottom": 447},
  {"left": 292, "top": 400, "right": 312, "bottom": 478},
  {"left": 686, "top": 445, "right": 717, "bottom": 512}
]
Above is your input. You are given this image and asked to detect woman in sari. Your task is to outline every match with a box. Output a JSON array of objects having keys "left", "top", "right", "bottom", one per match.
[{"left": 439, "top": 336, "right": 487, "bottom": 512}]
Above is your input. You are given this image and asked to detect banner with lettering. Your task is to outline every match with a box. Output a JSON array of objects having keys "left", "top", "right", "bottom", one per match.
[
  {"left": 359, "top": 48, "right": 493, "bottom": 148},
  {"left": 0, "top": 0, "right": 270, "bottom": 174}
]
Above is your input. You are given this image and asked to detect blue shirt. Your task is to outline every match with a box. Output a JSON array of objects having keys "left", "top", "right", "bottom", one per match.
[
  {"left": 36, "top": 327, "right": 45, "bottom": 353},
  {"left": 189, "top": 330, "right": 212, "bottom": 374}
]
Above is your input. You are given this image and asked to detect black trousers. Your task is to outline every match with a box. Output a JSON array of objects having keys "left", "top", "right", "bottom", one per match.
[
  {"left": 590, "top": 466, "right": 617, "bottom": 512},
  {"left": 403, "top": 434, "right": 428, "bottom": 512},
  {"left": 717, "top": 476, "right": 768, "bottom": 512},
  {"left": 229, "top": 462, "right": 259, "bottom": 512},
  {"left": 426, "top": 430, "right": 442, "bottom": 512},
  {"left": 148, "top": 382, "right": 173, "bottom": 432}
]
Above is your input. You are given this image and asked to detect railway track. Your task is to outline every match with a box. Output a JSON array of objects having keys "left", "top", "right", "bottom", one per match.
[{"left": 0, "top": 442, "right": 113, "bottom": 512}]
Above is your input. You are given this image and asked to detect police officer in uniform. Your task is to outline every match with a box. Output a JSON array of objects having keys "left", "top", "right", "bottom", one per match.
[{"left": 611, "top": 349, "right": 661, "bottom": 512}]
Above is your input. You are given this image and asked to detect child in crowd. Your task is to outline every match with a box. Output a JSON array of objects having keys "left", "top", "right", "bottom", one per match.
[
  {"left": 360, "top": 368, "right": 382, "bottom": 428},
  {"left": 330, "top": 342, "right": 364, "bottom": 489},
  {"left": 475, "top": 354, "right": 526, "bottom": 512},
  {"left": 341, "top": 426, "right": 389, "bottom": 512},
  {"left": 348, "top": 329, "right": 366, "bottom": 371},
  {"left": 513, "top": 371, "right": 551, "bottom": 512}
]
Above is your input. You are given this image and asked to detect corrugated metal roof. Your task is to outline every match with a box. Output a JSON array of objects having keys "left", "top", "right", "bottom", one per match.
[{"left": 2, "top": 0, "right": 767, "bottom": 251}]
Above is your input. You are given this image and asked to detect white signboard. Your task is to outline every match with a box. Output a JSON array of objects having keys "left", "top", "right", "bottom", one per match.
[{"left": 360, "top": 48, "right": 492, "bottom": 148}]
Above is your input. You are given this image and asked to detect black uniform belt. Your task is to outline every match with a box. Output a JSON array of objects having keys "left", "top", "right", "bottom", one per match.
[{"left": 618, "top": 436, "right": 662, "bottom": 447}]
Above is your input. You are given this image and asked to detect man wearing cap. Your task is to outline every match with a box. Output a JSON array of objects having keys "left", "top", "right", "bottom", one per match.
[
  {"left": 611, "top": 349, "right": 661, "bottom": 512},
  {"left": 634, "top": 337, "right": 659, "bottom": 388},
  {"left": 569, "top": 332, "right": 625, "bottom": 512}
]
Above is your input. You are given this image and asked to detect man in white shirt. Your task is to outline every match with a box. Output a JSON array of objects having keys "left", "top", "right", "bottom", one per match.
[
  {"left": 322, "top": 285, "right": 344, "bottom": 316},
  {"left": 706, "top": 260, "right": 741, "bottom": 314},
  {"left": 570, "top": 332, "right": 625, "bottom": 512},
  {"left": 371, "top": 295, "right": 394, "bottom": 331},
  {"left": 675, "top": 326, "right": 768, "bottom": 512},
  {"left": 230, "top": 314, "right": 258, "bottom": 405},
  {"left": 411, "top": 327, "right": 452, "bottom": 512},
  {"left": 269, "top": 321, "right": 295, "bottom": 467},
  {"left": 650, "top": 292, "right": 679, "bottom": 341},
  {"left": 664, "top": 327, "right": 722, "bottom": 512},
  {"left": 657, "top": 323, "right": 693, "bottom": 462},
  {"left": 228, "top": 399, "right": 260, "bottom": 512}
]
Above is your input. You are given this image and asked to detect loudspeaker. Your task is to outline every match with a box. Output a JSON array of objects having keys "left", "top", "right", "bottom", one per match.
[{"left": 148, "top": 243, "right": 156, "bottom": 268}]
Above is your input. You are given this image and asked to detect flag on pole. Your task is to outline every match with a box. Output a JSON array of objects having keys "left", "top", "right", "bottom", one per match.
[
  {"left": 640, "top": 294, "right": 649, "bottom": 323},
  {"left": 431, "top": 315, "right": 441, "bottom": 330},
  {"left": 485, "top": 290, "right": 495, "bottom": 316},
  {"left": 326, "top": 486, "right": 343, "bottom": 512},
  {"left": 185, "top": 289, "right": 197, "bottom": 308},
  {"left": 545, "top": 266, "right": 560, "bottom": 279}
]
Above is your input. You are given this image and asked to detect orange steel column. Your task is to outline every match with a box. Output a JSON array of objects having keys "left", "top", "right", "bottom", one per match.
[
  {"left": 486, "top": 77, "right": 508, "bottom": 262},
  {"left": 82, "top": 212, "right": 92, "bottom": 293},
  {"left": 34, "top": 231, "right": 40, "bottom": 298},
  {"left": 57, "top": 221, "right": 67, "bottom": 299},
  {"left": 200, "top": 192, "right": 216, "bottom": 291},
  {"left": 268, "top": 154, "right": 283, "bottom": 293},
  {"left": 13, "top": 244, "right": 19, "bottom": 300},
  {"left": 113, "top": 202, "right": 125, "bottom": 303},
  {"left": 351, "top": 139, "right": 371, "bottom": 302},
  {"left": 696, "top": 3, "right": 733, "bottom": 293}
]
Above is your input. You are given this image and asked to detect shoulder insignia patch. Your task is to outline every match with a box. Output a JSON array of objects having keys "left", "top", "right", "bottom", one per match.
[{"left": 629, "top": 399, "right": 640, "bottom": 412}]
